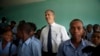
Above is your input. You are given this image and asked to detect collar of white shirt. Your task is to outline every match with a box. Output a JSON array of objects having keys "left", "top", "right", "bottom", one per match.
[{"left": 49, "top": 22, "right": 56, "bottom": 27}]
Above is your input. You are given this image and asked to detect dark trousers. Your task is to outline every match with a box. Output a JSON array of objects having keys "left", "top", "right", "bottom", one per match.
[{"left": 42, "top": 51, "right": 57, "bottom": 56}]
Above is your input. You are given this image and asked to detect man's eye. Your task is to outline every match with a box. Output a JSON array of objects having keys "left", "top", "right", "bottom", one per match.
[
  {"left": 97, "top": 36, "right": 100, "bottom": 39},
  {"left": 78, "top": 27, "right": 81, "bottom": 30}
]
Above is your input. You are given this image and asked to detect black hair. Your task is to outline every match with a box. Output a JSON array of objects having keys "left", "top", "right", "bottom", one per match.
[
  {"left": 17, "top": 22, "right": 32, "bottom": 34},
  {"left": 93, "top": 24, "right": 100, "bottom": 32},
  {"left": 87, "top": 24, "right": 92, "bottom": 28},
  {"left": 17, "top": 20, "right": 26, "bottom": 30},
  {"left": 70, "top": 19, "right": 83, "bottom": 27},
  {"left": 1, "top": 17, "right": 7, "bottom": 23},
  {"left": 0, "top": 28, "right": 12, "bottom": 35},
  {"left": 11, "top": 21, "right": 16, "bottom": 24},
  {"left": 27, "top": 22, "right": 37, "bottom": 31},
  {"left": 19, "top": 20, "right": 26, "bottom": 25}
]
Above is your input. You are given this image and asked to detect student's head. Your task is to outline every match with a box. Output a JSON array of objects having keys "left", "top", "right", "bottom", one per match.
[
  {"left": 91, "top": 31, "right": 100, "bottom": 46},
  {"left": 10, "top": 21, "right": 16, "bottom": 29},
  {"left": 93, "top": 24, "right": 100, "bottom": 32},
  {"left": 86, "top": 24, "right": 93, "bottom": 33},
  {"left": 2, "top": 30, "right": 13, "bottom": 42},
  {"left": 4, "top": 25, "right": 11, "bottom": 31},
  {"left": 27, "top": 22, "right": 37, "bottom": 36},
  {"left": 45, "top": 9, "right": 55, "bottom": 24},
  {"left": 19, "top": 20, "right": 25, "bottom": 24},
  {"left": 16, "top": 20, "right": 26, "bottom": 38},
  {"left": 69, "top": 19, "right": 84, "bottom": 40},
  {"left": 0, "top": 25, "right": 11, "bottom": 35},
  {"left": 17, "top": 22, "right": 32, "bottom": 41},
  {"left": 17, "top": 23, "right": 24, "bottom": 39},
  {"left": 82, "top": 26, "right": 86, "bottom": 39},
  {"left": 36, "top": 29, "right": 41, "bottom": 39},
  {"left": 1, "top": 17, "right": 7, "bottom": 23}
]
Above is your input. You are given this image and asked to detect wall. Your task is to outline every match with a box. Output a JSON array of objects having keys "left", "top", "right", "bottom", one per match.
[{"left": 0, "top": 0, "right": 100, "bottom": 30}]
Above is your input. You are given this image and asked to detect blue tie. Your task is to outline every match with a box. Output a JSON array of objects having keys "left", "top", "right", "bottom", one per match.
[{"left": 47, "top": 25, "right": 52, "bottom": 53}]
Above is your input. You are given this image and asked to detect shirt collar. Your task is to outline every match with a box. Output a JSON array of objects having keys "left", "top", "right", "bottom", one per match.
[
  {"left": 1, "top": 41, "right": 11, "bottom": 48},
  {"left": 31, "top": 35, "right": 35, "bottom": 40},
  {"left": 19, "top": 38, "right": 31, "bottom": 46},
  {"left": 65, "top": 39, "right": 86, "bottom": 46},
  {"left": 7, "top": 42, "right": 11, "bottom": 48},
  {"left": 49, "top": 22, "right": 56, "bottom": 26},
  {"left": 81, "top": 39, "right": 86, "bottom": 46},
  {"left": 24, "top": 38, "right": 31, "bottom": 45}
]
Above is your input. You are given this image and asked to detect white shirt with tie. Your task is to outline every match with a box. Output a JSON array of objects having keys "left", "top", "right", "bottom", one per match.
[{"left": 40, "top": 22, "right": 70, "bottom": 53}]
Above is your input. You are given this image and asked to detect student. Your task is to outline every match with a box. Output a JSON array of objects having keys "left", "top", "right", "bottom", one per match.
[
  {"left": 35, "top": 29, "right": 41, "bottom": 39},
  {"left": 0, "top": 17, "right": 9, "bottom": 40},
  {"left": 12, "top": 20, "right": 26, "bottom": 47},
  {"left": 91, "top": 31, "right": 100, "bottom": 46},
  {"left": 93, "top": 24, "right": 100, "bottom": 32},
  {"left": 86, "top": 24, "right": 93, "bottom": 41},
  {"left": 9, "top": 21, "right": 16, "bottom": 30},
  {"left": 10, "top": 21, "right": 17, "bottom": 38},
  {"left": 27, "top": 22, "right": 37, "bottom": 37},
  {"left": 0, "top": 17, "right": 8, "bottom": 29},
  {"left": 0, "top": 29, "right": 17, "bottom": 56},
  {"left": 40, "top": 9, "right": 70, "bottom": 56},
  {"left": 17, "top": 22, "right": 41, "bottom": 56},
  {"left": 27, "top": 22, "right": 41, "bottom": 48},
  {"left": 57, "top": 19, "right": 92, "bottom": 56},
  {"left": 82, "top": 31, "right": 100, "bottom": 56}
]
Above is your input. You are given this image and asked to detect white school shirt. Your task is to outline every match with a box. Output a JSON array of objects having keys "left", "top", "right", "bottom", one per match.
[
  {"left": 40, "top": 22, "right": 70, "bottom": 53},
  {"left": 0, "top": 41, "right": 17, "bottom": 56}
]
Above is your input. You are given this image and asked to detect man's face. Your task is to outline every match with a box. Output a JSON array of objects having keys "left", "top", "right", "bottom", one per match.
[
  {"left": 87, "top": 26, "right": 92, "bottom": 32},
  {"left": 11, "top": 23, "right": 16, "bottom": 28},
  {"left": 92, "top": 33, "right": 100, "bottom": 45},
  {"left": 3, "top": 31, "right": 13, "bottom": 42},
  {"left": 70, "top": 21, "right": 84, "bottom": 39},
  {"left": 16, "top": 29, "right": 23, "bottom": 39},
  {"left": 45, "top": 11, "right": 55, "bottom": 24}
]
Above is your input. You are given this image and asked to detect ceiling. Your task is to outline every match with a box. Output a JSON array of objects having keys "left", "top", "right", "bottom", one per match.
[{"left": 0, "top": 0, "right": 45, "bottom": 7}]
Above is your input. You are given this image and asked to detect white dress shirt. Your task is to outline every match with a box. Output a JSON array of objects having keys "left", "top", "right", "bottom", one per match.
[{"left": 40, "top": 22, "right": 70, "bottom": 53}]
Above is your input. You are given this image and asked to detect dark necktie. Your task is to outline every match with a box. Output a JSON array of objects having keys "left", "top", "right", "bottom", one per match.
[{"left": 47, "top": 25, "right": 52, "bottom": 53}]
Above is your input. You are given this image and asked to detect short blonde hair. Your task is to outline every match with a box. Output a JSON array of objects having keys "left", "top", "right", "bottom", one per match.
[{"left": 45, "top": 9, "right": 55, "bottom": 14}]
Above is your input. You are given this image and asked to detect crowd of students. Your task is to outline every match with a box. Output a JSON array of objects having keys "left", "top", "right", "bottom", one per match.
[{"left": 0, "top": 9, "right": 100, "bottom": 56}]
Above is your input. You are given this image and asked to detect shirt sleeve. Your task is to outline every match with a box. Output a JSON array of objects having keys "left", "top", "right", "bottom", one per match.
[
  {"left": 32, "top": 42, "right": 42, "bottom": 56},
  {"left": 61, "top": 26, "right": 70, "bottom": 41},
  {"left": 57, "top": 42, "right": 65, "bottom": 56}
]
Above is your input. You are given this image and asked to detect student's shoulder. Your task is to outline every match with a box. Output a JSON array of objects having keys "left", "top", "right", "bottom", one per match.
[
  {"left": 33, "top": 37, "right": 41, "bottom": 44},
  {"left": 83, "top": 39, "right": 95, "bottom": 46},
  {"left": 30, "top": 38, "right": 41, "bottom": 46},
  {"left": 60, "top": 40, "right": 71, "bottom": 46}
]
